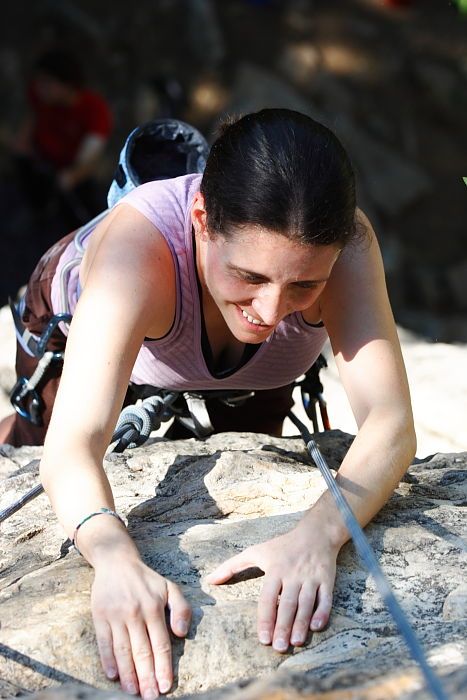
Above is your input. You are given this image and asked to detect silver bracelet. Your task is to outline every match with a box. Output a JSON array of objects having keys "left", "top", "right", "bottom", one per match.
[{"left": 72, "top": 507, "right": 126, "bottom": 556}]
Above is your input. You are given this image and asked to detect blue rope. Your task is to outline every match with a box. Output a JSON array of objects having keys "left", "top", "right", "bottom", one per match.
[{"left": 288, "top": 411, "right": 447, "bottom": 700}]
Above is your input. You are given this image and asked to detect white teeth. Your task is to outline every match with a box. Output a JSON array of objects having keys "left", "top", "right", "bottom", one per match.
[{"left": 242, "top": 309, "right": 261, "bottom": 325}]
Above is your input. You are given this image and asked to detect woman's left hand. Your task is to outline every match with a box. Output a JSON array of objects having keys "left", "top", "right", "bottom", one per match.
[{"left": 205, "top": 523, "right": 339, "bottom": 651}]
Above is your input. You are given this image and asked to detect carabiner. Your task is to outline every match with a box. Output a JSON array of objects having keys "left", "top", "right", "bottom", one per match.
[
  {"left": 10, "top": 377, "right": 44, "bottom": 426},
  {"left": 35, "top": 312, "right": 72, "bottom": 358}
]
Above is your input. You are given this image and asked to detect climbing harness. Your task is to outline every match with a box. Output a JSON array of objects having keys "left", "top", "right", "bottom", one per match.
[
  {"left": 288, "top": 410, "right": 448, "bottom": 700},
  {"left": 294, "top": 354, "right": 330, "bottom": 432},
  {"left": 9, "top": 297, "right": 72, "bottom": 426}
]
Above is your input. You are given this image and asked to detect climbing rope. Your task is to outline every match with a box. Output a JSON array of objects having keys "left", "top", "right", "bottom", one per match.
[
  {"left": 287, "top": 409, "right": 448, "bottom": 700},
  {"left": 112, "top": 392, "right": 179, "bottom": 452},
  {"left": 0, "top": 391, "right": 181, "bottom": 523}
]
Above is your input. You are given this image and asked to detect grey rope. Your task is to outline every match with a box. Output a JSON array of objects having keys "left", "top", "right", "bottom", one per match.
[
  {"left": 112, "top": 392, "right": 179, "bottom": 451},
  {"left": 287, "top": 410, "right": 447, "bottom": 700},
  {"left": 0, "top": 391, "right": 181, "bottom": 522}
]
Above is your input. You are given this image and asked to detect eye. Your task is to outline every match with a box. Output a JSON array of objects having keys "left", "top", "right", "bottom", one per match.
[
  {"left": 292, "top": 281, "right": 319, "bottom": 290},
  {"left": 238, "top": 272, "right": 265, "bottom": 284}
]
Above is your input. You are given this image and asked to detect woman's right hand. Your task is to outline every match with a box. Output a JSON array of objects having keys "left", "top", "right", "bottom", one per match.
[{"left": 91, "top": 554, "right": 191, "bottom": 699}]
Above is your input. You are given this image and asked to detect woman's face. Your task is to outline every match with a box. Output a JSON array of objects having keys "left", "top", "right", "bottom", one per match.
[{"left": 194, "top": 201, "right": 340, "bottom": 343}]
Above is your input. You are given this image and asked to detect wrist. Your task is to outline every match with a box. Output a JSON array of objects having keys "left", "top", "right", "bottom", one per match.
[
  {"left": 297, "top": 497, "right": 350, "bottom": 550},
  {"left": 73, "top": 508, "right": 126, "bottom": 551},
  {"left": 92, "top": 537, "right": 142, "bottom": 570},
  {"left": 73, "top": 510, "right": 139, "bottom": 567}
]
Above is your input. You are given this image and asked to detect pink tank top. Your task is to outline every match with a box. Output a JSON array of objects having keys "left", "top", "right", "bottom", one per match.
[{"left": 51, "top": 174, "right": 328, "bottom": 390}]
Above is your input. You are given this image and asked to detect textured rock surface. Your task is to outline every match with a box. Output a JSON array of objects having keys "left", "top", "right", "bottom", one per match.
[{"left": 0, "top": 431, "right": 465, "bottom": 699}]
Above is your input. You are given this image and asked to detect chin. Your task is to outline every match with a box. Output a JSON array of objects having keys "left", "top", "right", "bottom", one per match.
[{"left": 236, "top": 330, "right": 266, "bottom": 344}]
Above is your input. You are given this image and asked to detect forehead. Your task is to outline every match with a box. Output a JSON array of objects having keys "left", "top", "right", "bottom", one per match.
[{"left": 212, "top": 227, "right": 339, "bottom": 277}]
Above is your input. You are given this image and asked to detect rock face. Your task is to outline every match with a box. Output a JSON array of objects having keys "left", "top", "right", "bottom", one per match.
[{"left": 0, "top": 431, "right": 465, "bottom": 699}]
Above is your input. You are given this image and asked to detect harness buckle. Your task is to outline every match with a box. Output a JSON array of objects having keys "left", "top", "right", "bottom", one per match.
[
  {"left": 219, "top": 390, "right": 255, "bottom": 407},
  {"left": 35, "top": 313, "right": 72, "bottom": 359},
  {"left": 8, "top": 300, "right": 69, "bottom": 427},
  {"left": 10, "top": 377, "right": 44, "bottom": 426}
]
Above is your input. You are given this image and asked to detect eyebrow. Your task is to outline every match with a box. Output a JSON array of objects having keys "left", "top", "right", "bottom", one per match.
[{"left": 227, "top": 263, "right": 330, "bottom": 284}]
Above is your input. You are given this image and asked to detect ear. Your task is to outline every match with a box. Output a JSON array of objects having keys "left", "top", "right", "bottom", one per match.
[{"left": 191, "top": 191, "right": 209, "bottom": 241}]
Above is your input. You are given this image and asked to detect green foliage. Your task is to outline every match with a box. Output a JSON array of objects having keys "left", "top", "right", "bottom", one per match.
[{"left": 463, "top": 177, "right": 467, "bottom": 186}]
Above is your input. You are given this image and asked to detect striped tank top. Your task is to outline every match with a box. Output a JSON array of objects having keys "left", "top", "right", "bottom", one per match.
[{"left": 50, "top": 174, "right": 328, "bottom": 390}]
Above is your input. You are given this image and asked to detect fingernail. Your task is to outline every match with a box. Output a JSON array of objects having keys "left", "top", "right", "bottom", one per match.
[
  {"left": 291, "top": 635, "right": 303, "bottom": 646},
  {"left": 259, "top": 631, "right": 271, "bottom": 645},
  {"left": 143, "top": 689, "right": 157, "bottom": 700},
  {"left": 176, "top": 619, "right": 189, "bottom": 635},
  {"left": 273, "top": 638, "right": 288, "bottom": 652},
  {"left": 105, "top": 667, "right": 117, "bottom": 679},
  {"left": 311, "top": 619, "right": 323, "bottom": 631},
  {"left": 126, "top": 682, "right": 137, "bottom": 695},
  {"left": 158, "top": 679, "right": 171, "bottom": 694}
]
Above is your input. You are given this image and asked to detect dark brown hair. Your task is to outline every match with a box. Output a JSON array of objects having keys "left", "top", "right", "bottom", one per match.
[{"left": 201, "top": 108, "right": 358, "bottom": 248}]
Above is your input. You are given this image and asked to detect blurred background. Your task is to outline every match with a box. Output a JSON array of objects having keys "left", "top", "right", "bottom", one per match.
[
  {"left": 0, "top": 0, "right": 465, "bottom": 454},
  {"left": 0, "top": 0, "right": 466, "bottom": 341}
]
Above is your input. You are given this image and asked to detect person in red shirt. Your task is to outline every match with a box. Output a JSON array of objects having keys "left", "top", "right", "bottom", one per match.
[{"left": 15, "top": 49, "right": 112, "bottom": 227}]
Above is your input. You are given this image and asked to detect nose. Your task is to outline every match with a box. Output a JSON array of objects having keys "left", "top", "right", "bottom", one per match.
[{"left": 251, "top": 286, "right": 288, "bottom": 326}]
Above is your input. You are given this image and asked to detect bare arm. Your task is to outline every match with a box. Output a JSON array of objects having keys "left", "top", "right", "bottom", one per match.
[
  {"left": 41, "top": 204, "right": 174, "bottom": 543},
  {"left": 207, "top": 211, "right": 416, "bottom": 652},
  {"left": 310, "top": 209, "right": 416, "bottom": 544},
  {"left": 40, "top": 205, "right": 189, "bottom": 697}
]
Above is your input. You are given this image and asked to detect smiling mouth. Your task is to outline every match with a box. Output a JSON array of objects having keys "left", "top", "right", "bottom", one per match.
[{"left": 239, "top": 307, "right": 270, "bottom": 328}]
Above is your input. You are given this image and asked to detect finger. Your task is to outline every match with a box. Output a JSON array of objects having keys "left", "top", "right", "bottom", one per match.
[
  {"left": 127, "top": 618, "right": 160, "bottom": 700},
  {"left": 111, "top": 623, "right": 139, "bottom": 696},
  {"left": 257, "top": 576, "right": 282, "bottom": 646},
  {"left": 310, "top": 584, "right": 333, "bottom": 632},
  {"left": 94, "top": 617, "right": 118, "bottom": 680},
  {"left": 167, "top": 581, "right": 192, "bottom": 638},
  {"left": 272, "top": 582, "right": 301, "bottom": 652},
  {"left": 205, "top": 550, "right": 256, "bottom": 585},
  {"left": 146, "top": 603, "right": 173, "bottom": 696},
  {"left": 290, "top": 581, "right": 318, "bottom": 646}
]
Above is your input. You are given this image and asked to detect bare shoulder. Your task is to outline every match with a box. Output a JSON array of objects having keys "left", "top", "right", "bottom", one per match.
[
  {"left": 323, "top": 208, "right": 383, "bottom": 299},
  {"left": 80, "top": 203, "right": 176, "bottom": 338},
  {"left": 319, "top": 210, "right": 411, "bottom": 430},
  {"left": 320, "top": 208, "right": 397, "bottom": 353},
  {"left": 81, "top": 204, "right": 173, "bottom": 282}
]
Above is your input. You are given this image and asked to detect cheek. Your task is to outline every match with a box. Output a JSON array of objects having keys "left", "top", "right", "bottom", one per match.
[
  {"left": 206, "top": 264, "right": 246, "bottom": 301},
  {"left": 288, "top": 287, "right": 324, "bottom": 310},
  {"left": 208, "top": 267, "right": 250, "bottom": 301},
  {"left": 221, "top": 280, "right": 252, "bottom": 301}
]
